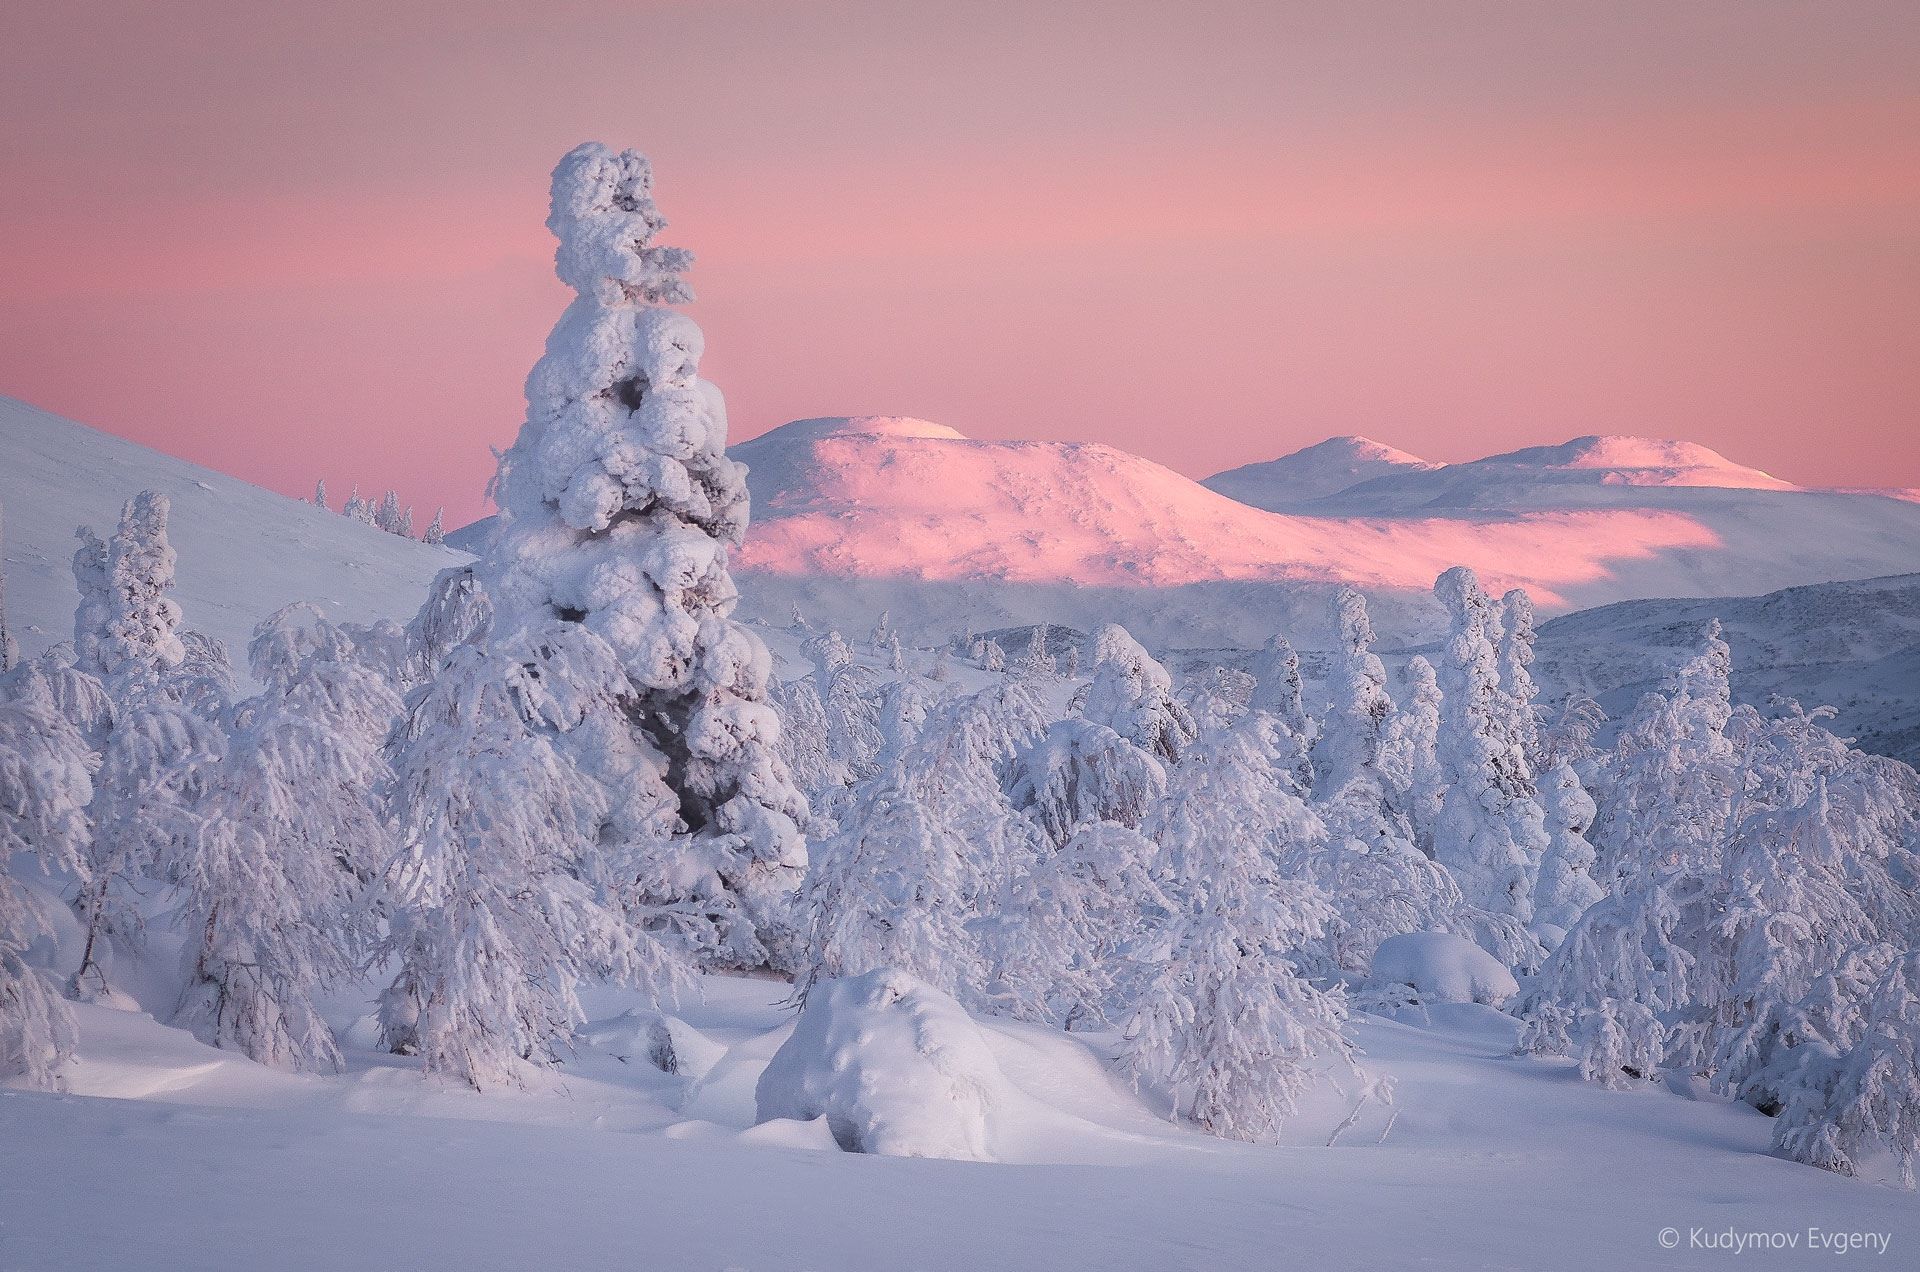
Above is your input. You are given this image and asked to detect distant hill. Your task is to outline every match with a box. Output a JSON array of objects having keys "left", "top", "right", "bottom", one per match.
[{"left": 0, "top": 396, "right": 463, "bottom": 672}]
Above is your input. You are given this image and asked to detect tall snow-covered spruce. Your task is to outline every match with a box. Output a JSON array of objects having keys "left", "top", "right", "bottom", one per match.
[{"left": 483, "top": 143, "right": 807, "bottom": 969}]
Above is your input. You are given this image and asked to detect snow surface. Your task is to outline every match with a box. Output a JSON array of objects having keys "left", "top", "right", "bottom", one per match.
[
  {"left": 1371, "top": 931, "right": 1520, "bottom": 1006},
  {"left": 6, "top": 972, "right": 1917, "bottom": 1270},
  {"left": 0, "top": 396, "right": 464, "bottom": 671}
]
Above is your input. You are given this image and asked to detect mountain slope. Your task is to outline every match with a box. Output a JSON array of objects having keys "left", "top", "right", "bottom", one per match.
[
  {"left": 1534, "top": 572, "right": 1920, "bottom": 766},
  {"left": 0, "top": 396, "right": 464, "bottom": 669},
  {"left": 1201, "top": 435, "right": 1439, "bottom": 510}
]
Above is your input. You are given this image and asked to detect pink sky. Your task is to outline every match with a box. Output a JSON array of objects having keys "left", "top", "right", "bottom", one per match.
[{"left": 3, "top": 1, "right": 1918, "bottom": 526}]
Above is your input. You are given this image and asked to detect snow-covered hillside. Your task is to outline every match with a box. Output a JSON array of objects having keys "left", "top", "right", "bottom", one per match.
[
  {"left": 0, "top": 396, "right": 465, "bottom": 669},
  {"left": 1534, "top": 572, "right": 1920, "bottom": 766},
  {"left": 1202, "top": 434, "right": 1439, "bottom": 510}
]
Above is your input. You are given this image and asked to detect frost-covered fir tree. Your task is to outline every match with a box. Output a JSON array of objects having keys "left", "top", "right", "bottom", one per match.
[
  {"left": 1531, "top": 760, "right": 1604, "bottom": 942},
  {"left": 978, "top": 637, "right": 1006, "bottom": 673},
  {"left": 311, "top": 478, "right": 328, "bottom": 511},
  {"left": 0, "top": 679, "right": 93, "bottom": 1088},
  {"left": 1316, "top": 589, "right": 1394, "bottom": 800},
  {"left": 1497, "top": 588, "right": 1542, "bottom": 764},
  {"left": 171, "top": 606, "right": 399, "bottom": 1071},
  {"left": 422, "top": 508, "right": 446, "bottom": 546},
  {"left": 482, "top": 142, "right": 807, "bottom": 969},
  {"left": 379, "top": 623, "right": 690, "bottom": 1089},
  {"left": 70, "top": 494, "right": 230, "bottom": 997},
  {"left": 1430, "top": 567, "right": 1548, "bottom": 931},
  {"left": 1382, "top": 655, "right": 1444, "bottom": 856},
  {"left": 1078, "top": 624, "right": 1196, "bottom": 763},
  {"left": 70, "top": 526, "right": 112, "bottom": 680}
]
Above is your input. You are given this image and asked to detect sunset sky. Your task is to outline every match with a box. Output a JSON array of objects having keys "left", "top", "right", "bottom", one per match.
[{"left": 4, "top": 0, "right": 1918, "bottom": 525}]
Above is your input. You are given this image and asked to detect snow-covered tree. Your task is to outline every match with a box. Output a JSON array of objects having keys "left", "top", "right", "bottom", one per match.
[
  {"left": 342, "top": 486, "right": 375, "bottom": 525},
  {"left": 480, "top": 143, "right": 810, "bottom": 968},
  {"left": 69, "top": 527, "right": 113, "bottom": 680},
  {"left": 1430, "top": 567, "right": 1547, "bottom": 932},
  {"left": 1531, "top": 761, "right": 1604, "bottom": 942},
  {"left": 1014, "top": 624, "right": 1056, "bottom": 678},
  {"left": 312, "top": 478, "right": 328, "bottom": 511},
  {"left": 69, "top": 494, "right": 230, "bottom": 997},
  {"left": 798, "top": 770, "right": 980, "bottom": 1003},
  {"left": 423, "top": 508, "right": 446, "bottom": 546},
  {"left": 802, "top": 628, "right": 853, "bottom": 685},
  {"left": 1588, "top": 622, "right": 1739, "bottom": 887},
  {"left": 1079, "top": 624, "right": 1196, "bottom": 763},
  {"left": 1771, "top": 948, "right": 1920, "bottom": 1186},
  {"left": 1009, "top": 717, "right": 1167, "bottom": 844},
  {"left": 1249, "top": 635, "right": 1309, "bottom": 739},
  {"left": 978, "top": 637, "right": 1006, "bottom": 673},
  {"left": 1001, "top": 821, "right": 1170, "bottom": 1028},
  {"left": 170, "top": 607, "right": 399, "bottom": 1070},
  {"left": 405, "top": 565, "right": 494, "bottom": 687},
  {"left": 378, "top": 623, "right": 690, "bottom": 1089},
  {"left": 1119, "top": 728, "right": 1369, "bottom": 1142},
  {"left": 799, "top": 683, "right": 1046, "bottom": 1007},
  {"left": 0, "top": 678, "right": 94, "bottom": 1088},
  {"left": 1316, "top": 589, "right": 1395, "bottom": 799},
  {"left": 1497, "top": 588, "right": 1542, "bottom": 764},
  {"left": 1382, "top": 655, "right": 1443, "bottom": 856}
]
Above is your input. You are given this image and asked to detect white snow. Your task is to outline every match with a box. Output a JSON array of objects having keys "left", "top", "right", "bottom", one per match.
[
  {"left": 4, "top": 972, "right": 1915, "bottom": 1270},
  {"left": 755, "top": 968, "right": 1008, "bottom": 1159},
  {"left": 0, "top": 395, "right": 464, "bottom": 673},
  {"left": 1371, "top": 931, "right": 1520, "bottom": 1006}
]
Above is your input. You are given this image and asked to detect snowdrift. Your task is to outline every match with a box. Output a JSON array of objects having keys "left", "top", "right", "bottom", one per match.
[
  {"left": 1371, "top": 932, "right": 1519, "bottom": 1006},
  {"left": 756, "top": 969, "right": 1009, "bottom": 1160}
]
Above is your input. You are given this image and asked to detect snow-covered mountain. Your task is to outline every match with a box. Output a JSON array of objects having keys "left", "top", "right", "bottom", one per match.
[
  {"left": 0, "top": 396, "right": 463, "bottom": 669},
  {"left": 722, "top": 418, "right": 1920, "bottom": 645},
  {"left": 1533, "top": 572, "right": 1920, "bottom": 766},
  {"left": 1301, "top": 434, "right": 1800, "bottom": 512},
  {"left": 1201, "top": 435, "right": 1439, "bottom": 510}
]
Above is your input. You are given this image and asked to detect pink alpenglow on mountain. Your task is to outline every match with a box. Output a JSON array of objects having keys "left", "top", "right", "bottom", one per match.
[{"left": 731, "top": 416, "right": 1718, "bottom": 606}]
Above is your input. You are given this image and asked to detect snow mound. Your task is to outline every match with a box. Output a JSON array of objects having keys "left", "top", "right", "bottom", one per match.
[
  {"left": 754, "top": 968, "right": 1009, "bottom": 1161},
  {"left": 1370, "top": 932, "right": 1519, "bottom": 1006}
]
